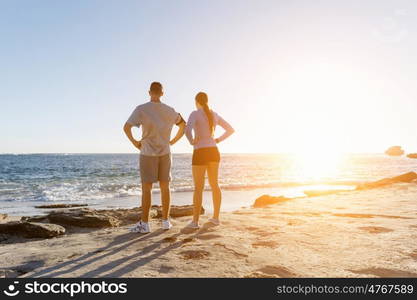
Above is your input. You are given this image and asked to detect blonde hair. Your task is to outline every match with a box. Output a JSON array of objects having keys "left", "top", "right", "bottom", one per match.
[{"left": 195, "top": 92, "right": 214, "bottom": 136}]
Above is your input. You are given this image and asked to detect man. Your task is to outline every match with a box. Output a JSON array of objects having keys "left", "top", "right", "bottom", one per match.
[{"left": 124, "top": 82, "right": 185, "bottom": 233}]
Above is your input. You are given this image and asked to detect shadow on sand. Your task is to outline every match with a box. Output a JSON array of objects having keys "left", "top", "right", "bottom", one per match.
[{"left": 29, "top": 224, "right": 216, "bottom": 278}]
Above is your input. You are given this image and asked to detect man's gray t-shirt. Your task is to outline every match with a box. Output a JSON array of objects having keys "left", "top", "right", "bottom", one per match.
[{"left": 126, "top": 101, "right": 182, "bottom": 156}]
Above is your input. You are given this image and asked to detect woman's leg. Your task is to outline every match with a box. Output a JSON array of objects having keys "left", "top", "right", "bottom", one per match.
[
  {"left": 192, "top": 165, "right": 206, "bottom": 223},
  {"left": 207, "top": 162, "right": 221, "bottom": 220}
]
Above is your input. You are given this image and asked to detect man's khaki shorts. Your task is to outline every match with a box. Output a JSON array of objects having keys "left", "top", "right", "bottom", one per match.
[{"left": 139, "top": 154, "right": 171, "bottom": 183}]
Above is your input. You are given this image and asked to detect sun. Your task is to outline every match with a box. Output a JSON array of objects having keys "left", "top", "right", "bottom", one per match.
[
  {"left": 292, "top": 149, "right": 343, "bottom": 182},
  {"left": 289, "top": 136, "right": 345, "bottom": 182}
]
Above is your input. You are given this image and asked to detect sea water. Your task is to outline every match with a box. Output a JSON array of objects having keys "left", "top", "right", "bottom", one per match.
[{"left": 0, "top": 153, "right": 416, "bottom": 215}]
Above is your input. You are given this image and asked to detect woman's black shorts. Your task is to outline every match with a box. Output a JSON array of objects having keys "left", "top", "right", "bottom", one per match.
[{"left": 192, "top": 147, "right": 220, "bottom": 166}]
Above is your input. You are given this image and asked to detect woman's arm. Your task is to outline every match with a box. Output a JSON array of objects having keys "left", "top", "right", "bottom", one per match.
[
  {"left": 185, "top": 112, "right": 196, "bottom": 145},
  {"left": 215, "top": 114, "right": 234, "bottom": 143},
  {"left": 170, "top": 121, "right": 185, "bottom": 145}
]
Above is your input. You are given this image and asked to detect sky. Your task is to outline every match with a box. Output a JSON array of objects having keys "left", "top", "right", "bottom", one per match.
[{"left": 1, "top": 0, "right": 416, "bottom": 154}]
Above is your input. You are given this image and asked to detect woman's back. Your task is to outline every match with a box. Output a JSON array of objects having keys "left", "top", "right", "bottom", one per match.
[{"left": 186, "top": 108, "right": 234, "bottom": 149}]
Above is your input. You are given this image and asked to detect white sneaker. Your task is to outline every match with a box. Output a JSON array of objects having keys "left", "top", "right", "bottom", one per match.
[
  {"left": 129, "top": 221, "right": 151, "bottom": 233},
  {"left": 186, "top": 221, "right": 200, "bottom": 229},
  {"left": 162, "top": 219, "right": 173, "bottom": 230},
  {"left": 208, "top": 218, "right": 220, "bottom": 226}
]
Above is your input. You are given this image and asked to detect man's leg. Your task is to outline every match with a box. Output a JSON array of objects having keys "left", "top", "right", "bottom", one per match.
[
  {"left": 140, "top": 154, "right": 157, "bottom": 223},
  {"left": 141, "top": 182, "right": 153, "bottom": 222},
  {"left": 159, "top": 181, "right": 171, "bottom": 220},
  {"left": 159, "top": 154, "right": 172, "bottom": 220}
]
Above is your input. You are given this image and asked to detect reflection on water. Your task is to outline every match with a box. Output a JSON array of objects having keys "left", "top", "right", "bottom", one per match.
[{"left": 288, "top": 151, "right": 344, "bottom": 182}]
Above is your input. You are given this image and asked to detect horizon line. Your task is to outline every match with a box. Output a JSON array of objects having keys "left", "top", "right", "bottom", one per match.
[{"left": 0, "top": 152, "right": 385, "bottom": 155}]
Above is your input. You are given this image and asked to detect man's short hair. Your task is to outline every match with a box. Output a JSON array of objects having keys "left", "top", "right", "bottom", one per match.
[{"left": 150, "top": 82, "right": 163, "bottom": 93}]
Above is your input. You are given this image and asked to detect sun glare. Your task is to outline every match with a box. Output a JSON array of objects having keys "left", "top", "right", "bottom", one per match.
[
  {"left": 265, "top": 62, "right": 358, "bottom": 180},
  {"left": 288, "top": 132, "right": 346, "bottom": 182},
  {"left": 292, "top": 148, "right": 343, "bottom": 182}
]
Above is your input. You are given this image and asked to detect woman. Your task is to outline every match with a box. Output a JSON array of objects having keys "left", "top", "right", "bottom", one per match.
[{"left": 185, "top": 92, "right": 234, "bottom": 228}]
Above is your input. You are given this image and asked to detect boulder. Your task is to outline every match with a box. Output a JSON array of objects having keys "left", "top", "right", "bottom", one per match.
[
  {"left": 385, "top": 146, "right": 404, "bottom": 156},
  {"left": 98, "top": 207, "right": 158, "bottom": 225},
  {"left": 155, "top": 205, "right": 204, "bottom": 218},
  {"left": 253, "top": 195, "right": 291, "bottom": 208},
  {"left": 35, "top": 203, "right": 88, "bottom": 209},
  {"left": 21, "top": 215, "right": 49, "bottom": 222},
  {"left": 356, "top": 172, "right": 417, "bottom": 190},
  {"left": 19, "top": 205, "right": 210, "bottom": 230},
  {"left": 407, "top": 153, "right": 417, "bottom": 159},
  {"left": 47, "top": 208, "right": 120, "bottom": 228},
  {"left": 99, "top": 205, "right": 196, "bottom": 222},
  {"left": 0, "top": 234, "right": 9, "bottom": 242},
  {"left": 0, "top": 221, "right": 65, "bottom": 238},
  {"left": 303, "top": 189, "right": 348, "bottom": 197}
]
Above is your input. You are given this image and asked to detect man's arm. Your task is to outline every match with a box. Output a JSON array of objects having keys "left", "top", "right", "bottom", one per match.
[
  {"left": 170, "top": 121, "right": 185, "bottom": 146},
  {"left": 123, "top": 122, "right": 141, "bottom": 150}
]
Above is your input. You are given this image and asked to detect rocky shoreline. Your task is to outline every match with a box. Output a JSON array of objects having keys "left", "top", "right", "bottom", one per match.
[
  {"left": 0, "top": 171, "right": 416, "bottom": 278},
  {"left": 0, "top": 205, "right": 203, "bottom": 240},
  {"left": 1, "top": 172, "right": 415, "bottom": 242}
]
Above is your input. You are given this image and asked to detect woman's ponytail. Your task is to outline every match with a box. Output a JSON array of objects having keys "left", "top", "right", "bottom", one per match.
[{"left": 195, "top": 92, "right": 214, "bottom": 136}]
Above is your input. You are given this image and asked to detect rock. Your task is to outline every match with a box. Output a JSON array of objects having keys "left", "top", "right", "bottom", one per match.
[
  {"left": 356, "top": 172, "right": 417, "bottom": 190},
  {"left": 385, "top": 146, "right": 404, "bottom": 156},
  {"left": 253, "top": 195, "right": 291, "bottom": 208},
  {"left": 303, "top": 189, "right": 349, "bottom": 197},
  {"left": 18, "top": 205, "right": 210, "bottom": 231},
  {"left": 21, "top": 215, "right": 49, "bottom": 222},
  {"left": 0, "top": 234, "right": 9, "bottom": 242},
  {"left": 47, "top": 208, "right": 120, "bottom": 228},
  {"left": 155, "top": 205, "right": 204, "bottom": 218},
  {"left": 98, "top": 207, "right": 158, "bottom": 225},
  {"left": 0, "top": 269, "right": 21, "bottom": 278},
  {"left": 407, "top": 153, "right": 417, "bottom": 159},
  {"left": 180, "top": 250, "right": 210, "bottom": 259},
  {"left": 35, "top": 203, "right": 88, "bottom": 209},
  {"left": 0, "top": 214, "right": 7, "bottom": 221},
  {"left": 0, "top": 221, "right": 65, "bottom": 238}
]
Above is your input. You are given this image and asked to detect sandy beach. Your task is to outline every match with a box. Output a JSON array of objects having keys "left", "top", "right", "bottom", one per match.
[{"left": 1, "top": 178, "right": 417, "bottom": 278}]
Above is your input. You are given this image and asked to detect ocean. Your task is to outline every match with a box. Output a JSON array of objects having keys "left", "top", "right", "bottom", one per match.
[{"left": 1, "top": 153, "right": 416, "bottom": 216}]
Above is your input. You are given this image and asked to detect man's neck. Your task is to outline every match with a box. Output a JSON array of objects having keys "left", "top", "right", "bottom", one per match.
[{"left": 150, "top": 97, "right": 161, "bottom": 103}]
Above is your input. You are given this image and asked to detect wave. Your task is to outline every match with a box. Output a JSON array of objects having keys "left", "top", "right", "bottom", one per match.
[{"left": 0, "top": 180, "right": 362, "bottom": 203}]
